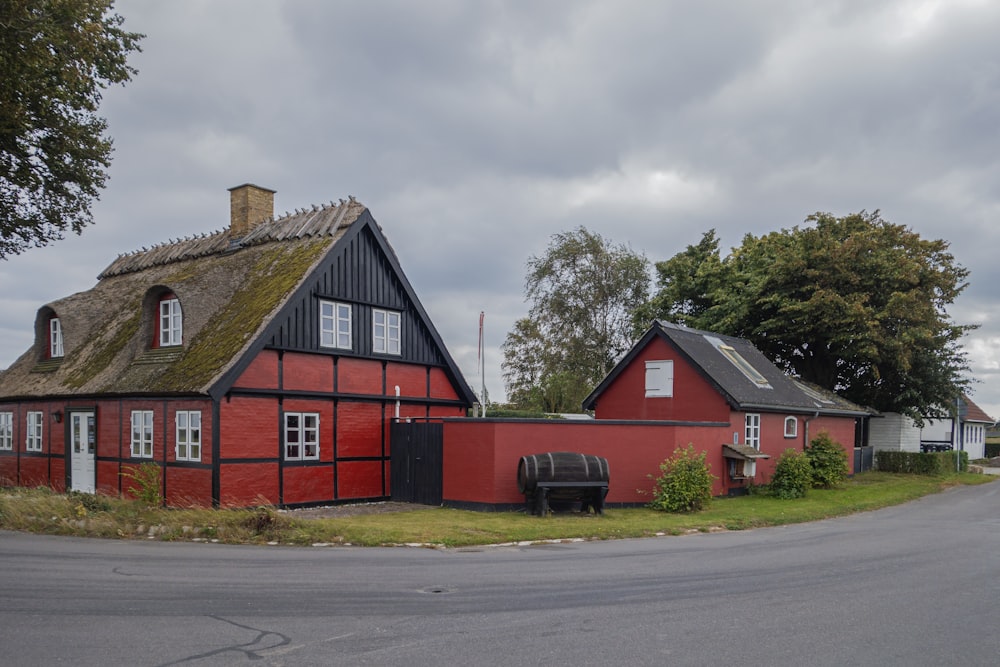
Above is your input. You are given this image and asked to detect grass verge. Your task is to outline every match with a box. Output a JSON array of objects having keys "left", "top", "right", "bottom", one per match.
[{"left": 0, "top": 472, "right": 993, "bottom": 548}]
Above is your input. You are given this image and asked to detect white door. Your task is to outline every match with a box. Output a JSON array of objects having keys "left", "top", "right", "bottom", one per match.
[{"left": 69, "top": 411, "right": 96, "bottom": 493}]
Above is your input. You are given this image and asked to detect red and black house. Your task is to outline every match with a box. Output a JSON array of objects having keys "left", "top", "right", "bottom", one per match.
[{"left": 0, "top": 184, "right": 476, "bottom": 507}]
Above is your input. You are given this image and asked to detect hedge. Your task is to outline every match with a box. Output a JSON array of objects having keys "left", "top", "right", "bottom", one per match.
[
  {"left": 875, "top": 450, "right": 968, "bottom": 475},
  {"left": 986, "top": 441, "right": 1000, "bottom": 458}
]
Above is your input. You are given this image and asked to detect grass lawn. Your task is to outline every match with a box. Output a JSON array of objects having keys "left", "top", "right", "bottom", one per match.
[{"left": 0, "top": 472, "right": 993, "bottom": 548}]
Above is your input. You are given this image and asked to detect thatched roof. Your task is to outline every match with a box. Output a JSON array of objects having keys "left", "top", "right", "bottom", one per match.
[{"left": 0, "top": 199, "right": 366, "bottom": 399}]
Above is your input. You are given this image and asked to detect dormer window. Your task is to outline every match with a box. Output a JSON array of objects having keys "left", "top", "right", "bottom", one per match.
[
  {"left": 159, "top": 295, "right": 183, "bottom": 347},
  {"left": 49, "top": 317, "right": 64, "bottom": 358}
]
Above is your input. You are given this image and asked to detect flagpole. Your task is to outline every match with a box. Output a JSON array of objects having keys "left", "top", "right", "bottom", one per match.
[{"left": 478, "top": 311, "right": 486, "bottom": 417}]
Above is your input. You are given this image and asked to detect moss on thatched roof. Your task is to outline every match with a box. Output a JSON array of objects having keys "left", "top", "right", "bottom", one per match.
[{"left": 0, "top": 199, "right": 365, "bottom": 399}]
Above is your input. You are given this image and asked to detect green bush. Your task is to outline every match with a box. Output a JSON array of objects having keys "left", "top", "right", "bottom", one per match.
[
  {"left": 805, "top": 431, "right": 849, "bottom": 488},
  {"left": 876, "top": 450, "right": 967, "bottom": 474},
  {"left": 985, "top": 441, "right": 1000, "bottom": 458},
  {"left": 649, "top": 445, "right": 716, "bottom": 513},
  {"left": 768, "top": 449, "right": 813, "bottom": 499},
  {"left": 120, "top": 462, "right": 162, "bottom": 507},
  {"left": 67, "top": 490, "right": 113, "bottom": 514}
]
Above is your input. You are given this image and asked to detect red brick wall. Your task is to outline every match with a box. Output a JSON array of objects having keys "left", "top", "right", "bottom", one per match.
[
  {"left": 232, "top": 349, "right": 280, "bottom": 389},
  {"left": 338, "top": 358, "right": 383, "bottom": 394},
  {"left": 385, "top": 362, "right": 426, "bottom": 399},
  {"left": 429, "top": 368, "right": 460, "bottom": 400},
  {"left": 336, "top": 402, "right": 383, "bottom": 458},
  {"left": 220, "top": 462, "right": 279, "bottom": 507},
  {"left": 220, "top": 397, "right": 279, "bottom": 459},
  {"left": 337, "top": 460, "right": 383, "bottom": 498},
  {"left": 284, "top": 352, "right": 334, "bottom": 392},
  {"left": 283, "top": 465, "right": 334, "bottom": 505}
]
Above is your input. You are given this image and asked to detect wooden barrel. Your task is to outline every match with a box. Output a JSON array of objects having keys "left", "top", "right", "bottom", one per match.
[{"left": 517, "top": 452, "right": 610, "bottom": 494}]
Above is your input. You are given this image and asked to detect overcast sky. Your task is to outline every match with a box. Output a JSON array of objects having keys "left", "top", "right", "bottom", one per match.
[{"left": 2, "top": 0, "right": 999, "bottom": 418}]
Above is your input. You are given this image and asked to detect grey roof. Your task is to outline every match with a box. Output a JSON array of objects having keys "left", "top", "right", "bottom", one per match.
[{"left": 584, "top": 320, "right": 870, "bottom": 417}]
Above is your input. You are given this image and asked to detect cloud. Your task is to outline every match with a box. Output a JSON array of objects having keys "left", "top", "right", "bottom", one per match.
[{"left": 3, "top": 0, "right": 1000, "bottom": 412}]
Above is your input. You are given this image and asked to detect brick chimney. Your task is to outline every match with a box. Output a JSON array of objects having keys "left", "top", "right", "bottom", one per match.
[{"left": 228, "top": 183, "right": 276, "bottom": 237}]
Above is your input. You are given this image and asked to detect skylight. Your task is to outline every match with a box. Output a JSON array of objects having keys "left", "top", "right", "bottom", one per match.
[{"left": 704, "top": 336, "right": 771, "bottom": 387}]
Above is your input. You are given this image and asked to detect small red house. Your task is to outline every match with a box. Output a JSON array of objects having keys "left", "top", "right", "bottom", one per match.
[
  {"left": 581, "top": 320, "right": 868, "bottom": 496},
  {"left": 0, "top": 184, "right": 475, "bottom": 507}
]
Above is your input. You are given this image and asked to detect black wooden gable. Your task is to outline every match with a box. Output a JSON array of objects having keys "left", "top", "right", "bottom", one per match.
[{"left": 267, "top": 215, "right": 449, "bottom": 366}]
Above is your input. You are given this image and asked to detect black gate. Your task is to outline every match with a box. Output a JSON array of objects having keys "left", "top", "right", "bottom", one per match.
[
  {"left": 854, "top": 447, "right": 874, "bottom": 473},
  {"left": 390, "top": 421, "right": 443, "bottom": 505}
]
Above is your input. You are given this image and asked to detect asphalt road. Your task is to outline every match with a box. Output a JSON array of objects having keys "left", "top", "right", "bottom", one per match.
[{"left": 2, "top": 482, "right": 1000, "bottom": 666}]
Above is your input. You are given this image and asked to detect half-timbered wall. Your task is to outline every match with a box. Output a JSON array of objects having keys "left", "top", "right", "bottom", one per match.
[
  {"left": 217, "top": 348, "right": 465, "bottom": 508},
  {"left": 0, "top": 397, "right": 214, "bottom": 505}
]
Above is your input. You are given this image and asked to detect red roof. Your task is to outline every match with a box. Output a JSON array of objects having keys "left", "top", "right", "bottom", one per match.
[{"left": 962, "top": 395, "right": 995, "bottom": 424}]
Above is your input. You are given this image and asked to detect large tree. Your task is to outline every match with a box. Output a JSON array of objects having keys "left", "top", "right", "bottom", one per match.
[
  {"left": 502, "top": 227, "right": 650, "bottom": 412},
  {"left": 642, "top": 211, "right": 974, "bottom": 420},
  {"left": 0, "top": 0, "right": 143, "bottom": 258}
]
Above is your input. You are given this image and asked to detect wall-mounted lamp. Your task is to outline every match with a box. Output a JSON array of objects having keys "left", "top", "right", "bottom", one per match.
[{"left": 52, "top": 410, "right": 63, "bottom": 423}]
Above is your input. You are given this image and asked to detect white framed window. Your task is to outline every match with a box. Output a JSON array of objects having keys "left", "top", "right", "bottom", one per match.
[
  {"left": 0, "top": 412, "right": 13, "bottom": 450},
  {"left": 645, "top": 360, "right": 674, "bottom": 397},
  {"left": 159, "top": 297, "right": 183, "bottom": 347},
  {"left": 320, "top": 300, "right": 352, "bottom": 349},
  {"left": 284, "top": 412, "right": 319, "bottom": 460},
  {"left": 373, "top": 309, "right": 401, "bottom": 355},
  {"left": 784, "top": 416, "right": 798, "bottom": 438},
  {"left": 745, "top": 413, "right": 761, "bottom": 449},
  {"left": 50, "top": 317, "right": 64, "bottom": 358},
  {"left": 26, "top": 411, "right": 43, "bottom": 452},
  {"left": 175, "top": 411, "right": 201, "bottom": 462},
  {"left": 130, "top": 410, "right": 153, "bottom": 458}
]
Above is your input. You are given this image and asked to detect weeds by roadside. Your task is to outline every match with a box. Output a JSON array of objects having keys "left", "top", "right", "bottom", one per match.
[{"left": 1, "top": 471, "right": 994, "bottom": 548}]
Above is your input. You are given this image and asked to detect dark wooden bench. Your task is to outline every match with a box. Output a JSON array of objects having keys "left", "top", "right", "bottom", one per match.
[{"left": 529, "top": 481, "right": 608, "bottom": 516}]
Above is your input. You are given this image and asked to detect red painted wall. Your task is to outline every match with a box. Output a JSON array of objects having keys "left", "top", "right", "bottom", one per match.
[
  {"left": 98, "top": 460, "right": 121, "bottom": 496},
  {"left": 338, "top": 358, "right": 383, "bottom": 394},
  {"left": 337, "top": 460, "right": 383, "bottom": 498},
  {"left": 283, "top": 465, "right": 334, "bottom": 505},
  {"left": 337, "top": 402, "right": 383, "bottom": 458},
  {"left": 592, "top": 336, "right": 731, "bottom": 422},
  {"left": 429, "top": 368, "right": 459, "bottom": 400},
  {"left": 0, "top": 457, "right": 15, "bottom": 487},
  {"left": 19, "top": 457, "right": 49, "bottom": 488},
  {"left": 165, "top": 467, "right": 212, "bottom": 507},
  {"left": 284, "top": 352, "right": 334, "bottom": 393},
  {"left": 442, "top": 420, "right": 735, "bottom": 505},
  {"left": 729, "top": 411, "right": 858, "bottom": 482},
  {"left": 220, "top": 397, "right": 279, "bottom": 459},
  {"left": 386, "top": 362, "right": 426, "bottom": 399},
  {"left": 220, "top": 462, "right": 279, "bottom": 507},
  {"left": 232, "top": 350, "right": 279, "bottom": 389}
]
